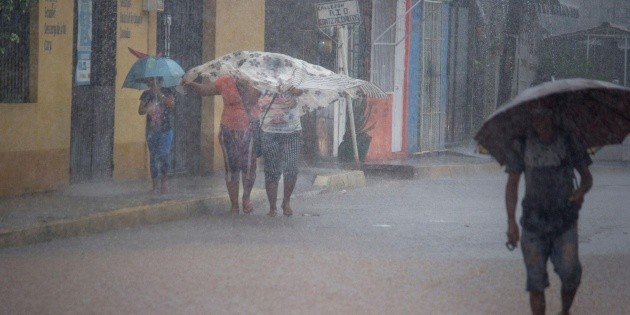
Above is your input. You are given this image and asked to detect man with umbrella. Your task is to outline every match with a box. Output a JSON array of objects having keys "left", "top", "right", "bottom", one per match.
[
  {"left": 124, "top": 52, "right": 185, "bottom": 194},
  {"left": 504, "top": 97, "right": 593, "bottom": 315},
  {"left": 475, "top": 78, "right": 630, "bottom": 314}
]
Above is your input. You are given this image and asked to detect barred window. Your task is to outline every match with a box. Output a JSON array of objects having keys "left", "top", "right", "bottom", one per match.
[
  {"left": 370, "top": 0, "right": 396, "bottom": 92},
  {"left": 0, "top": 2, "right": 33, "bottom": 103}
]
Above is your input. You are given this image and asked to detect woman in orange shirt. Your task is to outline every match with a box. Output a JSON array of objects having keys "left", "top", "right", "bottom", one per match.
[{"left": 183, "top": 76, "right": 261, "bottom": 214}]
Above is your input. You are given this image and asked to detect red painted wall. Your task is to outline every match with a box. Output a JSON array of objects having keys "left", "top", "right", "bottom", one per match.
[{"left": 365, "top": 95, "right": 406, "bottom": 162}]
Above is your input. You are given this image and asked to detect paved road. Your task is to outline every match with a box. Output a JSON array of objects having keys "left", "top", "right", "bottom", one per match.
[{"left": 1, "top": 168, "right": 629, "bottom": 314}]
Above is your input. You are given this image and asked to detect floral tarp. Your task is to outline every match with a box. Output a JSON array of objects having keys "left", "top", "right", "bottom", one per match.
[{"left": 178, "top": 50, "right": 386, "bottom": 115}]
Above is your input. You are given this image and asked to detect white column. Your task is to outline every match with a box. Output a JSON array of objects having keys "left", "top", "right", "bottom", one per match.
[
  {"left": 391, "top": 0, "right": 406, "bottom": 152},
  {"left": 334, "top": 26, "right": 349, "bottom": 157}
]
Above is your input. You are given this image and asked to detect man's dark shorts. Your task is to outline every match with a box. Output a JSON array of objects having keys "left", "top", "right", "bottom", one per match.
[{"left": 520, "top": 225, "right": 582, "bottom": 292}]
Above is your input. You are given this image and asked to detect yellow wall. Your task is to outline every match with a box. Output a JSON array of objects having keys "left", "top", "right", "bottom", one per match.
[
  {"left": 0, "top": 1, "right": 74, "bottom": 195},
  {"left": 208, "top": 0, "right": 266, "bottom": 170},
  {"left": 0, "top": 0, "right": 267, "bottom": 196},
  {"left": 113, "top": 0, "right": 152, "bottom": 181},
  {"left": 114, "top": 0, "right": 267, "bottom": 178}
]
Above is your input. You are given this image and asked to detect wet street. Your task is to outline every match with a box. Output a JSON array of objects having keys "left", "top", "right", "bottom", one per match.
[{"left": 1, "top": 168, "right": 629, "bottom": 314}]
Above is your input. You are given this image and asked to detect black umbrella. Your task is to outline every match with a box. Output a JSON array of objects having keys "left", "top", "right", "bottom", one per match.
[{"left": 475, "top": 78, "right": 630, "bottom": 165}]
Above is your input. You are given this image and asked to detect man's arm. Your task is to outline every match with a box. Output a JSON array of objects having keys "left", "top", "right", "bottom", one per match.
[
  {"left": 569, "top": 165, "right": 593, "bottom": 205},
  {"left": 505, "top": 172, "right": 521, "bottom": 247}
]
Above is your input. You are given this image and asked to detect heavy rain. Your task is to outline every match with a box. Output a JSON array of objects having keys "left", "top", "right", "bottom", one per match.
[{"left": 0, "top": 0, "right": 629, "bottom": 314}]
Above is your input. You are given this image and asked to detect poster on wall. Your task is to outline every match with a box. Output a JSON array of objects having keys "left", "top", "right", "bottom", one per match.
[{"left": 75, "top": 0, "right": 92, "bottom": 85}]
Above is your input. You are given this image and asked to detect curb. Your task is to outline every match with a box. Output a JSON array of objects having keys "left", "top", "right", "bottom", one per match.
[
  {"left": 363, "top": 163, "right": 501, "bottom": 179},
  {"left": 0, "top": 190, "right": 265, "bottom": 249},
  {"left": 415, "top": 163, "right": 501, "bottom": 178},
  {"left": 363, "top": 164, "right": 415, "bottom": 179},
  {"left": 313, "top": 170, "right": 366, "bottom": 192}
]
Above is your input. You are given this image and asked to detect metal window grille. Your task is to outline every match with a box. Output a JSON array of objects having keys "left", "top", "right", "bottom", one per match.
[
  {"left": 371, "top": 0, "right": 396, "bottom": 92},
  {"left": 0, "top": 5, "right": 30, "bottom": 103},
  {"left": 419, "top": 1, "right": 444, "bottom": 151}
]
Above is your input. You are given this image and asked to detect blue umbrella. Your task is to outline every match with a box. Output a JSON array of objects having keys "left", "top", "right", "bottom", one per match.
[{"left": 123, "top": 56, "right": 185, "bottom": 90}]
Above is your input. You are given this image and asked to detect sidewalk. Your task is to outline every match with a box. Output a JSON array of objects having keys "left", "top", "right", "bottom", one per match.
[
  {"left": 1, "top": 149, "right": 625, "bottom": 249},
  {"left": 0, "top": 166, "right": 367, "bottom": 249}
]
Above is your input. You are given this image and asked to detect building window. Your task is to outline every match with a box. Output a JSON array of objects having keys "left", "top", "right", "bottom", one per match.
[
  {"left": 0, "top": 2, "right": 34, "bottom": 103},
  {"left": 371, "top": 0, "right": 396, "bottom": 92}
]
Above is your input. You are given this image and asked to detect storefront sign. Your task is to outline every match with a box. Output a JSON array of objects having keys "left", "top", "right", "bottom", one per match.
[
  {"left": 316, "top": 0, "right": 360, "bottom": 28},
  {"left": 75, "top": 0, "right": 92, "bottom": 85}
]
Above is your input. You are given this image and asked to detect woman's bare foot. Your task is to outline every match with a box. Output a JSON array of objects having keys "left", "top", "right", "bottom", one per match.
[
  {"left": 281, "top": 202, "right": 293, "bottom": 217},
  {"left": 242, "top": 199, "right": 254, "bottom": 214},
  {"left": 160, "top": 178, "right": 169, "bottom": 194},
  {"left": 229, "top": 207, "right": 239, "bottom": 215},
  {"left": 152, "top": 179, "right": 160, "bottom": 195},
  {"left": 267, "top": 209, "right": 277, "bottom": 217}
]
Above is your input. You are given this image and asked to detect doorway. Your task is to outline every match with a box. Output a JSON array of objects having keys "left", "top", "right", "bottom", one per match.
[
  {"left": 158, "top": 1, "right": 203, "bottom": 175},
  {"left": 417, "top": 1, "right": 447, "bottom": 152},
  {"left": 70, "top": 0, "right": 116, "bottom": 183}
]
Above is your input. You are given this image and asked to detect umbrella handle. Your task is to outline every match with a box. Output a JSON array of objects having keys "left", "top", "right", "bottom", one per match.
[{"left": 505, "top": 241, "right": 517, "bottom": 251}]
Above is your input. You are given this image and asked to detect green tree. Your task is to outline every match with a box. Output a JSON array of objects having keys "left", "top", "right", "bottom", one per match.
[{"left": 0, "top": 0, "right": 36, "bottom": 55}]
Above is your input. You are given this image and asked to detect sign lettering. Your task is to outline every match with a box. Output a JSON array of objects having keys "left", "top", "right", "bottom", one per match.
[{"left": 316, "top": 0, "right": 360, "bottom": 28}]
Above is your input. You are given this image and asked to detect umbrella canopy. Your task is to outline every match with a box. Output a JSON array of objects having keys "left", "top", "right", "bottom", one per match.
[
  {"left": 178, "top": 50, "right": 386, "bottom": 115},
  {"left": 123, "top": 56, "right": 185, "bottom": 90},
  {"left": 475, "top": 78, "right": 630, "bottom": 165}
]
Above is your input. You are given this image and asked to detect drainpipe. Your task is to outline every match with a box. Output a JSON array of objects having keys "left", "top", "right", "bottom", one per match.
[
  {"left": 164, "top": 14, "right": 172, "bottom": 57},
  {"left": 147, "top": 11, "right": 158, "bottom": 55}
]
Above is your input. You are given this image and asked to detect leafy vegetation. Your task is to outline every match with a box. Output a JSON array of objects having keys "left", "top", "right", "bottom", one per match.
[{"left": 338, "top": 97, "right": 375, "bottom": 163}]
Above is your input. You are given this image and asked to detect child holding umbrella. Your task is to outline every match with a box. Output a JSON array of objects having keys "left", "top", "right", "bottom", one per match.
[{"left": 138, "top": 77, "right": 176, "bottom": 194}]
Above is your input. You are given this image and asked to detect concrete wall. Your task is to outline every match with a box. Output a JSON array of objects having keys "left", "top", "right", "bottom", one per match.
[{"left": 0, "top": 1, "right": 74, "bottom": 195}]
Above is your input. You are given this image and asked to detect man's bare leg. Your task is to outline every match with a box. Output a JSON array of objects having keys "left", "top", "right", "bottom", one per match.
[
  {"left": 529, "top": 291, "right": 545, "bottom": 315},
  {"left": 160, "top": 173, "right": 169, "bottom": 194},
  {"left": 560, "top": 288, "right": 577, "bottom": 315}
]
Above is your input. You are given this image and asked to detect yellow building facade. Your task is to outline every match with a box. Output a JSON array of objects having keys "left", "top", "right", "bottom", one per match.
[{"left": 0, "top": 0, "right": 265, "bottom": 196}]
